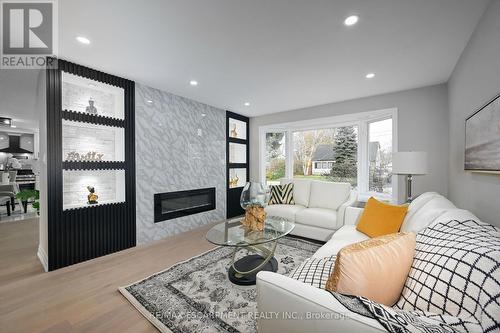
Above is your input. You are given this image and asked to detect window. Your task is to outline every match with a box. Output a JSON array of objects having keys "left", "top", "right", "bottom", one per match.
[
  {"left": 291, "top": 126, "right": 358, "bottom": 186},
  {"left": 265, "top": 132, "right": 286, "bottom": 185},
  {"left": 291, "top": 127, "right": 358, "bottom": 187},
  {"left": 368, "top": 118, "right": 393, "bottom": 197},
  {"left": 260, "top": 108, "right": 397, "bottom": 201}
]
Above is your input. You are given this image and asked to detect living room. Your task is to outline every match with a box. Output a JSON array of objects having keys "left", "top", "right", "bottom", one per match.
[{"left": 0, "top": 1, "right": 499, "bottom": 332}]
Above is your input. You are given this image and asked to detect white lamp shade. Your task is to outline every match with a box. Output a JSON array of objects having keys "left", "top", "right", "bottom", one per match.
[{"left": 392, "top": 152, "right": 428, "bottom": 175}]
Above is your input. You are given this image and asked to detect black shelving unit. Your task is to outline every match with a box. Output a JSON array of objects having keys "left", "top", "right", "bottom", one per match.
[
  {"left": 226, "top": 111, "right": 249, "bottom": 218},
  {"left": 46, "top": 59, "right": 136, "bottom": 271}
]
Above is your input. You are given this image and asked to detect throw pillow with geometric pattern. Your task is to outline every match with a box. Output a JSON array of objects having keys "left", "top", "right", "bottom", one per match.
[
  {"left": 396, "top": 219, "right": 500, "bottom": 333},
  {"left": 330, "top": 293, "right": 484, "bottom": 333},
  {"left": 268, "top": 183, "right": 295, "bottom": 205},
  {"left": 288, "top": 256, "right": 336, "bottom": 289}
]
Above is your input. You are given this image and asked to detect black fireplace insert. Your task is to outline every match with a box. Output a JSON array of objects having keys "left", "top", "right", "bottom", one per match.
[{"left": 154, "top": 187, "right": 216, "bottom": 222}]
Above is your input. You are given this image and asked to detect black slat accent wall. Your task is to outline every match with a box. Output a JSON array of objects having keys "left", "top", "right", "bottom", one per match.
[
  {"left": 46, "top": 59, "right": 136, "bottom": 271},
  {"left": 62, "top": 161, "right": 126, "bottom": 170},
  {"left": 226, "top": 111, "right": 249, "bottom": 218},
  {"left": 61, "top": 110, "right": 125, "bottom": 127}
]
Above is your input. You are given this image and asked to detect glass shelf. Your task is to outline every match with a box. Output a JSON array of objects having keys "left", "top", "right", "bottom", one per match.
[
  {"left": 62, "top": 120, "right": 124, "bottom": 162},
  {"left": 228, "top": 118, "right": 247, "bottom": 140},
  {"left": 63, "top": 169, "right": 125, "bottom": 210},
  {"left": 62, "top": 72, "right": 125, "bottom": 120},
  {"left": 229, "top": 142, "right": 247, "bottom": 164},
  {"left": 228, "top": 168, "right": 247, "bottom": 188}
]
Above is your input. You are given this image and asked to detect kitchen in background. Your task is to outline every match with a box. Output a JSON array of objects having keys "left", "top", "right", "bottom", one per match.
[{"left": 0, "top": 130, "right": 39, "bottom": 222}]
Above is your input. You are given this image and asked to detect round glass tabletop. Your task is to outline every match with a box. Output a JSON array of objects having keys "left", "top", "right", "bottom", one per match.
[{"left": 206, "top": 216, "right": 295, "bottom": 247}]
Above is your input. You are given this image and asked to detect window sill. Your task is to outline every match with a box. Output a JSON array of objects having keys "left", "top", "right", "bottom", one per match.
[{"left": 357, "top": 192, "right": 394, "bottom": 204}]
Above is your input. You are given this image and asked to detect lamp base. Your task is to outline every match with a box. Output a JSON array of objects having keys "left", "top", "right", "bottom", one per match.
[{"left": 406, "top": 174, "right": 413, "bottom": 203}]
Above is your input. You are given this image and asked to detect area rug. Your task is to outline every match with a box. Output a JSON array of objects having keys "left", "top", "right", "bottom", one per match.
[{"left": 119, "top": 236, "right": 321, "bottom": 333}]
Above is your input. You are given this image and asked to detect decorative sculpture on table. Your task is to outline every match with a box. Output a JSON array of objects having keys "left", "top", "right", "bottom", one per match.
[
  {"left": 240, "top": 182, "right": 269, "bottom": 231},
  {"left": 87, "top": 186, "right": 98, "bottom": 204},
  {"left": 229, "top": 174, "right": 239, "bottom": 188},
  {"left": 66, "top": 151, "right": 104, "bottom": 161},
  {"left": 85, "top": 98, "right": 98, "bottom": 114}
]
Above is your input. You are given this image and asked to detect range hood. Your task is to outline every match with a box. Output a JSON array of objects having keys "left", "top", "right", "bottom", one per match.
[{"left": 0, "top": 134, "right": 33, "bottom": 153}]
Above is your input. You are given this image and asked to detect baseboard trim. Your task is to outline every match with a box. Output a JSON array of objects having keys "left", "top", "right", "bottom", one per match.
[{"left": 37, "top": 245, "right": 48, "bottom": 272}]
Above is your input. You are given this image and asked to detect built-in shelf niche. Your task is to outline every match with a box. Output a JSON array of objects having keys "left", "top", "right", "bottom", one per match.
[
  {"left": 62, "top": 120, "right": 125, "bottom": 162},
  {"left": 228, "top": 118, "right": 247, "bottom": 140},
  {"left": 229, "top": 168, "right": 247, "bottom": 188},
  {"left": 229, "top": 142, "right": 247, "bottom": 164},
  {"left": 63, "top": 169, "right": 125, "bottom": 210},
  {"left": 62, "top": 72, "right": 125, "bottom": 120}
]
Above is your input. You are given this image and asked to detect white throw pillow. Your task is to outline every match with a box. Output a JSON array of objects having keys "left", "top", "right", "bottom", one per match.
[
  {"left": 308, "top": 181, "right": 350, "bottom": 211},
  {"left": 401, "top": 196, "right": 456, "bottom": 232},
  {"left": 292, "top": 179, "right": 311, "bottom": 207}
]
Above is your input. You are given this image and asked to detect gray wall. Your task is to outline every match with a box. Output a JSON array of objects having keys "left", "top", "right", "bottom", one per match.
[
  {"left": 135, "top": 83, "right": 226, "bottom": 244},
  {"left": 448, "top": 0, "right": 500, "bottom": 226},
  {"left": 250, "top": 84, "right": 450, "bottom": 204}
]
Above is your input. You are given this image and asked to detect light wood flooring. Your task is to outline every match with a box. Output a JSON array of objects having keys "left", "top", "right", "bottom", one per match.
[{"left": 0, "top": 218, "right": 217, "bottom": 332}]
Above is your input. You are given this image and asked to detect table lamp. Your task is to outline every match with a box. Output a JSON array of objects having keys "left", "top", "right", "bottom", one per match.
[{"left": 392, "top": 152, "right": 427, "bottom": 202}]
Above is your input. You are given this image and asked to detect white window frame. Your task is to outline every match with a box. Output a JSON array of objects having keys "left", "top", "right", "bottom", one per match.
[{"left": 259, "top": 108, "right": 398, "bottom": 203}]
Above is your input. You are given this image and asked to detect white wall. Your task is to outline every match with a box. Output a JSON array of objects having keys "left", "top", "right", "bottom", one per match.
[
  {"left": 448, "top": 0, "right": 500, "bottom": 226},
  {"left": 250, "top": 84, "right": 450, "bottom": 204},
  {"left": 36, "top": 70, "right": 48, "bottom": 271}
]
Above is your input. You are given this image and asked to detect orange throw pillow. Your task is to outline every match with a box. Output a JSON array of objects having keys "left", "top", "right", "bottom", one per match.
[
  {"left": 356, "top": 197, "right": 408, "bottom": 237},
  {"left": 326, "top": 232, "right": 416, "bottom": 306}
]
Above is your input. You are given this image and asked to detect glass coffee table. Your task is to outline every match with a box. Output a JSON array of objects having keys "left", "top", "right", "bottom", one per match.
[{"left": 206, "top": 216, "right": 295, "bottom": 285}]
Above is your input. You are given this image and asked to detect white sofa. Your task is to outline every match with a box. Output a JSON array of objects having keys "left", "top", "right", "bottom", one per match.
[
  {"left": 257, "top": 192, "right": 479, "bottom": 333},
  {"left": 265, "top": 179, "right": 357, "bottom": 241}
]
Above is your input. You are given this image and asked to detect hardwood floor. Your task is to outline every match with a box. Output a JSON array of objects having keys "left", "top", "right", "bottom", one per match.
[{"left": 0, "top": 218, "right": 217, "bottom": 332}]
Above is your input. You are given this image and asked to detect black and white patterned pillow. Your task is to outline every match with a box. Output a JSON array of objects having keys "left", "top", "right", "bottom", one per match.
[
  {"left": 396, "top": 219, "right": 500, "bottom": 333},
  {"left": 268, "top": 183, "right": 294, "bottom": 205},
  {"left": 288, "top": 256, "right": 336, "bottom": 289},
  {"left": 331, "top": 293, "right": 483, "bottom": 333}
]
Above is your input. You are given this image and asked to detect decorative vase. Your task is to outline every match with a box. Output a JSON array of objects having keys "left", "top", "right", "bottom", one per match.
[{"left": 240, "top": 182, "right": 269, "bottom": 231}]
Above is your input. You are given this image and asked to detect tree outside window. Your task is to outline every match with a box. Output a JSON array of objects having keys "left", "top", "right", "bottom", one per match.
[{"left": 265, "top": 132, "right": 286, "bottom": 184}]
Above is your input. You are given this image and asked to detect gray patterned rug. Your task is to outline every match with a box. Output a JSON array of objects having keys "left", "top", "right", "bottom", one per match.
[{"left": 119, "top": 236, "right": 321, "bottom": 333}]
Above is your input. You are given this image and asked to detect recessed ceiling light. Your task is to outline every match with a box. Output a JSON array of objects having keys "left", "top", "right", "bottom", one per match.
[
  {"left": 201, "top": 113, "right": 206, "bottom": 117},
  {"left": 344, "top": 15, "right": 359, "bottom": 26},
  {"left": 189, "top": 80, "right": 198, "bottom": 86},
  {"left": 11, "top": 125, "right": 16, "bottom": 128},
  {"left": 76, "top": 36, "right": 90, "bottom": 45},
  {"left": 365, "top": 73, "right": 376, "bottom": 79},
  {"left": 146, "top": 100, "right": 153, "bottom": 104},
  {"left": 244, "top": 102, "right": 250, "bottom": 107}
]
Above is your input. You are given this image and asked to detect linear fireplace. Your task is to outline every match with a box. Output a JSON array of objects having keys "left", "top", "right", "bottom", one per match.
[{"left": 154, "top": 187, "right": 216, "bottom": 223}]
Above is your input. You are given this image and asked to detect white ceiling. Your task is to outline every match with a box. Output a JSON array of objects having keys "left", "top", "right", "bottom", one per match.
[
  {"left": 58, "top": 0, "right": 488, "bottom": 116},
  {"left": 0, "top": 0, "right": 489, "bottom": 125}
]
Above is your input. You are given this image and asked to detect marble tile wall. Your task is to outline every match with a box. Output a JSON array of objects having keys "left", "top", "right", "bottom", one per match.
[{"left": 135, "top": 83, "right": 226, "bottom": 244}]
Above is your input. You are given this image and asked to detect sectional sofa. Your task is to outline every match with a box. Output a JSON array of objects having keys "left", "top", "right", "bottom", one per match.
[
  {"left": 265, "top": 179, "right": 357, "bottom": 241},
  {"left": 257, "top": 192, "right": 499, "bottom": 332}
]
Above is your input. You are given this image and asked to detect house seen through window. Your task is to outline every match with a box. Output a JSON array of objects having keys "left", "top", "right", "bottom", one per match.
[{"left": 261, "top": 110, "right": 395, "bottom": 200}]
